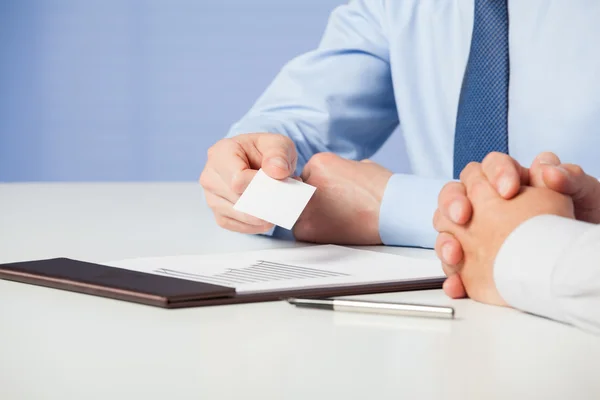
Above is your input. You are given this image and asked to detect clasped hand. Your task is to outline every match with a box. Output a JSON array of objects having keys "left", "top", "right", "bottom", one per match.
[{"left": 433, "top": 152, "right": 600, "bottom": 304}]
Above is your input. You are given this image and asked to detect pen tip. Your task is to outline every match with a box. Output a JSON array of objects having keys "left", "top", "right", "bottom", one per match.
[{"left": 286, "top": 298, "right": 297, "bottom": 305}]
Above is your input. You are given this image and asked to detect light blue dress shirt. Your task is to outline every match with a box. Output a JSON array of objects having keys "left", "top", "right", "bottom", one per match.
[{"left": 226, "top": 0, "right": 600, "bottom": 248}]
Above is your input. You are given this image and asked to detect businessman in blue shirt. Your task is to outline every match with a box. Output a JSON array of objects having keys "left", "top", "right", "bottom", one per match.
[{"left": 199, "top": 0, "right": 600, "bottom": 248}]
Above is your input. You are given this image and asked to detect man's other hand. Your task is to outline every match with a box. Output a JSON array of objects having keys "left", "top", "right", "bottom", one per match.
[{"left": 293, "top": 153, "right": 392, "bottom": 245}]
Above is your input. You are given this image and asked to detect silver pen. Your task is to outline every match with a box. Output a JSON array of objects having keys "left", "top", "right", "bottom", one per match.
[{"left": 286, "top": 297, "right": 454, "bottom": 319}]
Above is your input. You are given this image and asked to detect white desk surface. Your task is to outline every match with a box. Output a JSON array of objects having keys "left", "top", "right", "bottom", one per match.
[{"left": 1, "top": 183, "right": 599, "bottom": 400}]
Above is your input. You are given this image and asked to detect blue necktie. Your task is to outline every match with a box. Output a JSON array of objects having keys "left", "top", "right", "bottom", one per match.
[{"left": 453, "top": 0, "right": 510, "bottom": 179}]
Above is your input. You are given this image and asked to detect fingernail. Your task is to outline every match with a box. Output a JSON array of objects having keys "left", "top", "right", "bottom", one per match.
[
  {"left": 538, "top": 155, "right": 559, "bottom": 166},
  {"left": 540, "top": 163, "right": 570, "bottom": 178},
  {"left": 552, "top": 165, "right": 569, "bottom": 176},
  {"left": 498, "top": 176, "right": 512, "bottom": 197},
  {"left": 449, "top": 202, "right": 462, "bottom": 223},
  {"left": 442, "top": 244, "right": 453, "bottom": 264},
  {"left": 268, "top": 157, "right": 289, "bottom": 171}
]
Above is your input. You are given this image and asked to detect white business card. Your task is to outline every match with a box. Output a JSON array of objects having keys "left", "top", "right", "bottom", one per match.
[{"left": 233, "top": 169, "right": 316, "bottom": 230}]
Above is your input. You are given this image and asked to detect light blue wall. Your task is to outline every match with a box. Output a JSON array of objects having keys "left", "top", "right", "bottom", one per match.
[{"left": 0, "top": 0, "right": 406, "bottom": 182}]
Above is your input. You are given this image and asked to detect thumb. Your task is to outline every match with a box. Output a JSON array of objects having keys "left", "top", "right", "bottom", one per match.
[
  {"left": 443, "top": 274, "right": 467, "bottom": 299},
  {"left": 542, "top": 163, "right": 600, "bottom": 209},
  {"left": 529, "top": 152, "right": 561, "bottom": 188},
  {"left": 257, "top": 134, "right": 297, "bottom": 180}
]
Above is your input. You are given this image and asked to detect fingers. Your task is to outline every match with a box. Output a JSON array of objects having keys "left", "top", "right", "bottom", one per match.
[
  {"left": 459, "top": 162, "right": 498, "bottom": 203},
  {"left": 231, "top": 169, "right": 302, "bottom": 194},
  {"left": 205, "top": 192, "right": 274, "bottom": 233},
  {"left": 215, "top": 134, "right": 296, "bottom": 185},
  {"left": 199, "top": 167, "right": 241, "bottom": 204},
  {"left": 435, "top": 232, "right": 464, "bottom": 267},
  {"left": 432, "top": 210, "right": 465, "bottom": 278},
  {"left": 529, "top": 152, "right": 561, "bottom": 188},
  {"left": 433, "top": 217, "right": 467, "bottom": 299},
  {"left": 481, "top": 152, "right": 529, "bottom": 199},
  {"left": 300, "top": 159, "right": 314, "bottom": 182},
  {"left": 542, "top": 163, "right": 600, "bottom": 220},
  {"left": 231, "top": 169, "right": 258, "bottom": 195},
  {"left": 529, "top": 152, "right": 600, "bottom": 220},
  {"left": 538, "top": 164, "right": 573, "bottom": 194},
  {"left": 215, "top": 215, "right": 274, "bottom": 234},
  {"left": 433, "top": 210, "right": 467, "bottom": 299},
  {"left": 207, "top": 138, "right": 252, "bottom": 189},
  {"left": 438, "top": 182, "right": 472, "bottom": 224},
  {"left": 201, "top": 133, "right": 296, "bottom": 234},
  {"left": 201, "top": 158, "right": 272, "bottom": 233},
  {"left": 443, "top": 274, "right": 468, "bottom": 299},
  {"left": 540, "top": 163, "right": 591, "bottom": 199},
  {"left": 255, "top": 134, "right": 298, "bottom": 179}
]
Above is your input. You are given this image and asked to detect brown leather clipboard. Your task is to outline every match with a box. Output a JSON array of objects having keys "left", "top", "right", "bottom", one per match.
[{"left": 0, "top": 257, "right": 444, "bottom": 309}]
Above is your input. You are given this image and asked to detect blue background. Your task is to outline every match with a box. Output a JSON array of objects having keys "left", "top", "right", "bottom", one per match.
[{"left": 0, "top": 0, "right": 405, "bottom": 182}]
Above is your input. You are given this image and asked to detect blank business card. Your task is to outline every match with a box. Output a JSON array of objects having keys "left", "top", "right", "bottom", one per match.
[{"left": 233, "top": 169, "right": 316, "bottom": 230}]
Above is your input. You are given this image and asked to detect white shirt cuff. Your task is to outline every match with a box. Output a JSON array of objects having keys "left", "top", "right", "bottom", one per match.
[
  {"left": 379, "top": 173, "right": 448, "bottom": 248},
  {"left": 494, "top": 215, "right": 596, "bottom": 322}
]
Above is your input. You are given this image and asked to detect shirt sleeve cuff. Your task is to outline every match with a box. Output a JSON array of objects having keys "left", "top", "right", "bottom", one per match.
[
  {"left": 494, "top": 214, "right": 596, "bottom": 321},
  {"left": 379, "top": 173, "right": 448, "bottom": 248}
]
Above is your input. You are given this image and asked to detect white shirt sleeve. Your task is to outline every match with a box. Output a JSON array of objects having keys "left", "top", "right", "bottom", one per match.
[{"left": 494, "top": 215, "right": 600, "bottom": 335}]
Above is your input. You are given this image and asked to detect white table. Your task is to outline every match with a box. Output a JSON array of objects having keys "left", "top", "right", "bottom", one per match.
[{"left": 1, "top": 183, "right": 599, "bottom": 400}]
